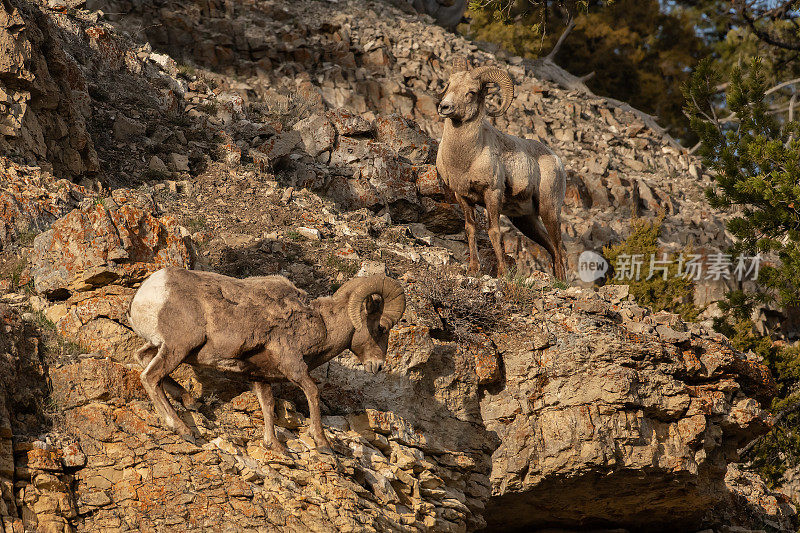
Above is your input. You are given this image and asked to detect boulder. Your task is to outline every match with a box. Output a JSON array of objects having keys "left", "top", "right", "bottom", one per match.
[
  {"left": 29, "top": 190, "right": 193, "bottom": 358},
  {"left": 414, "top": 164, "right": 453, "bottom": 201},
  {"left": 49, "top": 357, "right": 147, "bottom": 410},
  {"left": 112, "top": 115, "right": 146, "bottom": 141},
  {"left": 582, "top": 174, "right": 611, "bottom": 209},
  {"left": 31, "top": 190, "right": 193, "bottom": 299},
  {"left": 480, "top": 293, "right": 777, "bottom": 531},
  {"left": 256, "top": 130, "right": 302, "bottom": 163},
  {"left": 328, "top": 139, "right": 421, "bottom": 220},
  {"left": 292, "top": 114, "right": 336, "bottom": 161},
  {"left": 375, "top": 114, "right": 436, "bottom": 164},
  {"left": 327, "top": 108, "right": 375, "bottom": 136},
  {"left": 167, "top": 153, "right": 189, "bottom": 173}
]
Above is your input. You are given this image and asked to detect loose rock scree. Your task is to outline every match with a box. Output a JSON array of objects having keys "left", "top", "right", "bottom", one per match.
[
  {"left": 128, "top": 267, "right": 406, "bottom": 453},
  {"left": 436, "top": 57, "right": 567, "bottom": 279}
]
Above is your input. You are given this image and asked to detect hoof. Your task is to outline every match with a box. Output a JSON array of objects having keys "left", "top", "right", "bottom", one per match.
[
  {"left": 265, "top": 440, "right": 288, "bottom": 455},
  {"left": 170, "top": 420, "right": 194, "bottom": 439}
]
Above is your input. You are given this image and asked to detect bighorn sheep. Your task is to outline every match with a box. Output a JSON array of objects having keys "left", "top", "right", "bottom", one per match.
[
  {"left": 128, "top": 267, "right": 406, "bottom": 453},
  {"left": 436, "top": 58, "right": 567, "bottom": 279}
]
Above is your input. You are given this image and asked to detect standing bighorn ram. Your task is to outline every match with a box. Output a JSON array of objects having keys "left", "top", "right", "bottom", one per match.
[
  {"left": 436, "top": 57, "right": 567, "bottom": 279},
  {"left": 128, "top": 267, "right": 406, "bottom": 453}
]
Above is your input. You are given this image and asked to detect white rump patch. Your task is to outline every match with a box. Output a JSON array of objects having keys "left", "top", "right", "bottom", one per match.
[{"left": 129, "top": 269, "right": 170, "bottom": 345}]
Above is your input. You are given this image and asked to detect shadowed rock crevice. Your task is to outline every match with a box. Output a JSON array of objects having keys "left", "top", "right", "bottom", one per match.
[{"left": 482, "top": 470, "right": 723, "bottom": 532}]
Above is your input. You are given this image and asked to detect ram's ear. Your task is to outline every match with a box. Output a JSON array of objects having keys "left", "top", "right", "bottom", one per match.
[{"left": 365, "top": 294, "right": 383, "bottom": 316}]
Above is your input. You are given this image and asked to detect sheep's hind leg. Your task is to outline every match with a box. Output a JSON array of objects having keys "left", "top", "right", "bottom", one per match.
[
  {"left": 541, "top": 208, "right": 566, "bottom": 280},
  {"left": 253, "top": 382, "right": 287, "bottom": 454},
  {"left": 134, "top": 342, "right": 198, "bottom": 411},
  {"left": 511, "top": 215, "right": 559, "bottom": 275},
  {"left": 140, "top": 344, "right": 193, "bottom": 438}
]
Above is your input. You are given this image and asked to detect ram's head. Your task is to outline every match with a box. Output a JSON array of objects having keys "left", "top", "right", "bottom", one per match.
[
  {"left": 438, "top": 57, "right": 515, "bottom": 122},
  {"left": 342, "top": 276, "right": 406, "bottom": 373}
]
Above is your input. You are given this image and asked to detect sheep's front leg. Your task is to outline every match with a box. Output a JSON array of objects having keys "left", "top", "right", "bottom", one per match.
[
  {"left": 484, "top": 191, "right": 508, "bottom": 277},
  {"left": 455, "top": 194, "right": 480, "bottom": 275},
  {"left": 279, "top": 358, "right": 332, "bottom": 452},
  {"left": 298, "top": 374, "right": 331, "bottom": 451},
  {"left": 253, "top": 382, "right": 287, "bottom": 454}
]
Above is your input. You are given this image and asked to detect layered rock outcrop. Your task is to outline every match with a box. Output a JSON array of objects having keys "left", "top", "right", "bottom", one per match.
[
  {"left": 42, "top": 355, "right": 489, "bottom": 532},
  {"left": 0, "top": 157, "right": 88, "bottom": 250},
  {"left": 479, "top": 284, "right": 778, "bottom": 530},
  {"left": 1, "top": 253, "right": 792, "bottom": 531},
  {"left": 30, "top": 189, "right": 193, "bottom": 358},
  {"left": 0, "top": 0, "right": 98, "bottom": 180}
]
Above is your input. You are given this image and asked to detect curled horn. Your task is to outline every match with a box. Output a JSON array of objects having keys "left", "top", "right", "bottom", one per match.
[
  {"left": 346, "top": 276, "right": 406, "bottom": 331},
  {"left": 452, "top": 56, "right": 469, "bottom": 72},
  {"left": 471, "top": 66, "right": 515, "bottom": 117}
]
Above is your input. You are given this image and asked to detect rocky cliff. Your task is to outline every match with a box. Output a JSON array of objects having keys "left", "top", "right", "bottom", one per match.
[
  {"left": 8, "top": 0, "right": 733, "bottom": 289},
  {"left": 0, "top": 0, "right": 795, "bottom": 532}
]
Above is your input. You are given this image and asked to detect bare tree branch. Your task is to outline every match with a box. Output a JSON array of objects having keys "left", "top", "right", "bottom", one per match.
[
  {"left": 735, "top": 0, "right": 800, "bottom": 51},
  {"left": 544, "top": 17, "right": 575, "bottom": 62},
  {"left": 759, "top": 0, "right": 799, "bottom": 20},
  {"left": 710, "top": 76, "right": 799, "bottom": 96},
  {"left": 766, "top": 77, "right": 800, "bottom": 95}
]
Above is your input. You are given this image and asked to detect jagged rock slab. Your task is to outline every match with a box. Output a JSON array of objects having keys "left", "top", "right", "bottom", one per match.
[
  {"left": 31, "top": 189, "right": 193, "bottom": 298},
  {"left": 0, "top": 0, "right": 99, "bottom": 179},
  {"left": 0, "top": 158, "right": 88, "bottom": 250}
]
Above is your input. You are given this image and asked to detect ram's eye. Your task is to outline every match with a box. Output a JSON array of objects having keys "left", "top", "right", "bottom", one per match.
[{"left": 466, "top": 90, "right": 476, "bottom": 98}]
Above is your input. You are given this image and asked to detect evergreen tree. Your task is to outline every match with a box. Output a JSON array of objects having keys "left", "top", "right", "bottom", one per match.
[
  {"left": 685, "top": 58, "right": 800, "bottom": 310},
  {"left": 685, "top": 57, "right": 800, "bottom": 484}
]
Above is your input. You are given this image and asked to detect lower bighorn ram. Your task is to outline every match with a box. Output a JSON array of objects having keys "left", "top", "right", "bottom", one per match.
[
  {"left": 128, "top": 267, "right": 406, "bottom": 453},
  {"left": 436, "top": 58, "right": 567, "bottom": 279}
]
